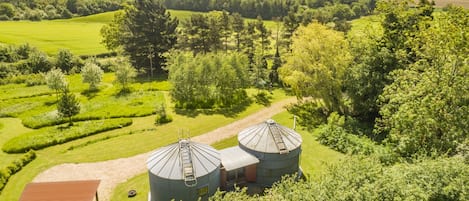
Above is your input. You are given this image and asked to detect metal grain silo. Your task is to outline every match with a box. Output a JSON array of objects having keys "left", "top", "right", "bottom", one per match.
[
  {"left": 146, "top": 139, "right": 221, "bottom": 201},
  {"left": 238, "top": 119, "right": 302, "bottom": 187}
]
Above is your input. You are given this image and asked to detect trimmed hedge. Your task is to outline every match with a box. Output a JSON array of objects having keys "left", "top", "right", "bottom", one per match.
[
  {"left": 0, "top": 150, "right": 36, "bottom": 191},
  {"left": 2, "top": 118, "right": 132, "bottom": 153}
]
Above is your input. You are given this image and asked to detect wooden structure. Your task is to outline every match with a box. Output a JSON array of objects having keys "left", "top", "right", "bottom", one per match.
[{"left": 19, "top": 180, "right": 100, "bottom": 201}]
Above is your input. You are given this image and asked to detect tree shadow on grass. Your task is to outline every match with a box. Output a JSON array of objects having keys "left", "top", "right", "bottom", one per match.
[
  {"left": 81, "top": 89, "right": 100, "bottom": 100},
  {"left": 134, "top": 73, "right": 168, "bottom": 83},
  {"left": 44, "top": 100, "right": 57, "bottom": 106},
  {"left": 114, "top": 88, "right": 132, "bottom": 97},
  {"left": 175, "top": 98, "right": 253, "bottom": 118}
]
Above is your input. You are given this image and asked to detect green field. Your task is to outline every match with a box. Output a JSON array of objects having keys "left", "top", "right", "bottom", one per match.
[{"left": 0, "top": 9, "right": 276, "bottom": 56}]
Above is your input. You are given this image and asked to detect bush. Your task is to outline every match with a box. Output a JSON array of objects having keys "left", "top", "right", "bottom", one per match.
[
  {"left": 0, "top": 14, "right": 9, "bottom": 20},
  {"left": 154, "top": 104, "right": 172, "bottom": 125},
  {"left": 318, "top": 113, "right": 375, "bottom": 154},
  {"left": 317, "top": 113, "right": 399, "bottom": 164},
  {"left": 212, "top": 157, "right": 469, "bottom": 201},
  {"left": 25, "top": 73, "right": 46, "bottom": 86},
  {"left": 286, "top": 100, "right": 328, "bottom": 131},
  {"left": 0, "top": 150, "right": 36, "bottom": 191},
  {"left": 2, "top": 118, "right": 132, "bottom": 153}
]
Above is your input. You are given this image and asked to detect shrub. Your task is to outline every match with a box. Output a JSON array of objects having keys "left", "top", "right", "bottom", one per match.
[
  {"left": 318, "top": 114, "right": 370, "bottom": 154},
  {"left": 0, "top": 14, "right": 9, "bottom": 20},
  {"left": 154, "top": 104, "right": 172, "bottom": 125},
  {"left": 56, "top": 49, "right": 75, "bottom": 73},
  {"left": 81, "top": 62, "right": 103, "bottom": 90},
  {"left": 2, "top": 118, "right": 132, "bottom": 153},
  {"left": 27, "top": 52, "right": 52, "bottom": 73},
  {"left": 286, "top": 100, "right": 328, "bottom": 131},
  {"left": 0, "top": 150, "right": 36, "bottom": 191},
  {"left": 25, "top": 73, "right": 47, "bottom": 86}
]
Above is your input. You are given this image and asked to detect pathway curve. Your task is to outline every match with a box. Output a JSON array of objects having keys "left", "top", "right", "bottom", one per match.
[{"left": 33, "top": 97, "right": 297, "bottom": 201}]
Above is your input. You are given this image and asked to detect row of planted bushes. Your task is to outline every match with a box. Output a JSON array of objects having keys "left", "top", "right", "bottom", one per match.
[
  {"left": 2, "top": 118, "right": 132, "bottom": 153},
  {"left": 0, "top": 150, "right": 36, "bottom": 191},
  {"left": 22, "top": 104, "right": 158, "bottom": 129}
]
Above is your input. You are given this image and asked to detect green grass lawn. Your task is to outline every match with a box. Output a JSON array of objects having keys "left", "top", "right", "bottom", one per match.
[
  {"left": 0, "top": 83, "right": 292, "bottom": 200},
  {"left": 0, "top": 20, "right": 107, "bottom": 56},
  {"left": 110, "top": 111, "right": 344, "bottom": 201},
  {"left": 0, "top": 73, "right": 166, "bottom": 128},
  {"left": 0, "top": 9, "right": 277, "bottom": 56},
  {"left": 0, "top": 118, "right": 34, "bottom": 173}
]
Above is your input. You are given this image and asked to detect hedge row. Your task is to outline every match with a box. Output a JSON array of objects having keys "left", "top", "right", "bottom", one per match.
[
  {"left": 22, "top": 112, "right": 152, "bottom": 129},
  {"left": 0, "top": 150, "right": 36, "bottom": 191},
  {"left": 2, "top": 118, "right": 132, "bottom": 153}
]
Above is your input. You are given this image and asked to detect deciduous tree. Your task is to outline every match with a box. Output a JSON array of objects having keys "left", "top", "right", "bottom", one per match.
[
  {"left": 81, "top": 62, "right": 103, "bottom": 91},
  {"left": 114, "top": 60, "right": 136, "bottom": 92},
  {"left": 57, "top": 87, "right": 80, "bottom": 126},
  {"left": 45, "top": 68, "right": 68, "bottom": 101},
  {"left": 279, "top": 23, "right": 351, "bottom": 114},
  {"left": 376, "top": 6, "right": 469, "bottom": 157}
]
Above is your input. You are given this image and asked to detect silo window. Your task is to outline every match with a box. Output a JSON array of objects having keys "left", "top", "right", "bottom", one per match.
[{"left": 198, "top": 185, "right": 209, "bottom": 196}]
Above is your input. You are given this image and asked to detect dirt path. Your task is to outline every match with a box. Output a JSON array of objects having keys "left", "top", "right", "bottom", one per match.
[{"left": 33, "top": 97, "right": 297, "bottom": 201}]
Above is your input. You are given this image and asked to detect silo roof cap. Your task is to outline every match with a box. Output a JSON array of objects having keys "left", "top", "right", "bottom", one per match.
[
  {"left": 147, "top": 140, "right": 220, "bottom": 180},
  {"left": 238, "top": 119, "right": 302, "bottom": 154}
]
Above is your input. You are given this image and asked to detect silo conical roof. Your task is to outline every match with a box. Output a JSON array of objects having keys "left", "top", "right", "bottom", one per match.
[
  {"left": 238, "top": 119, "right": 302, "bottom": 154},
  {"left": 147, "top": 140, "right": 220, "bottom": 180}
]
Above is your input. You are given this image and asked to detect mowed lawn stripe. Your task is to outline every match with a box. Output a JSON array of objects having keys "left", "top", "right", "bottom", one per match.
[{"left": 0, "top": 21, "right": 107, "bottom": 56}]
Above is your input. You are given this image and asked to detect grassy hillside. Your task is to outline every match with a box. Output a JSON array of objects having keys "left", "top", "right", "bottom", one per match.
[
  {"left": 0, "top": 9, "right": 276, "bottom": 56},
  {"left": 0, "top": 20, "right": 106, "bottom": 56}
]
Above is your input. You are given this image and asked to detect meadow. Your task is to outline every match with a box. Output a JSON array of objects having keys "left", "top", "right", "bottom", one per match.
[{"left": 0, "top": 9, "right": 277, "bottom": 56}]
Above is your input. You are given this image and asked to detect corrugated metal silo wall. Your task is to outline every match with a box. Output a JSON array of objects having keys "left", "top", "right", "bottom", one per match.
[
  {"left": 239, "top": 144, "right": 301, "bottom": 187},
  {"left": 148, "top": 166, "right": 220, "bottom": 201}
]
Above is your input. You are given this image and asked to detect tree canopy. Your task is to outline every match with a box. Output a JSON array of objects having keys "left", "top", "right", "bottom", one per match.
[
  {"left": 101, "top": 0, "right": 178, "bottom": 77},
  {"left": 279, "top": 23, "right": 351, "bottom": 114}
]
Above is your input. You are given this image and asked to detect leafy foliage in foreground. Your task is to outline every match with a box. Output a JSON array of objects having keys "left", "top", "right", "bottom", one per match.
[
  {"left": 2, "top": 118, "right": 132, "bottom": 153},
  {"left": 211, "top": 157, "right": 469, "bottom": 201}
]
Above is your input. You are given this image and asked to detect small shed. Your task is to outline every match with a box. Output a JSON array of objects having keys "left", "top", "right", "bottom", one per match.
[
  {"left": 238, "top": 119, "right": 302, "bottom": 187},
  {"left": 19, "top": 180, "right": 100, "bottom": 201},
  {"left": 147, "top": 139, "right": 221, "bottom": 201},
  {"left": 219, "top": 146, "right": 259, "bottom": 190}
]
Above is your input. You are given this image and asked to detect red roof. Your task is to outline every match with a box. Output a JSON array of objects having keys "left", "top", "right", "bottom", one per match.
[{"left": 19, "top": 180, "right": 100, "bottom": 201}]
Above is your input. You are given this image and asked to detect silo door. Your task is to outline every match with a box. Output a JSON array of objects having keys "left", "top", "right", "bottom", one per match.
[{"left": 245, "top": 164, "right": 257, "bottom": 182}]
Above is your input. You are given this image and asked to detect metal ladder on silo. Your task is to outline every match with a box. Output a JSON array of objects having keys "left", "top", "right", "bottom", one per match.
[
  {"left": 269, "top": 124, "right": 289, "bottom": 154},
  {"left": 180, "top": 140, "right": 197, "bottom": 187}
]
